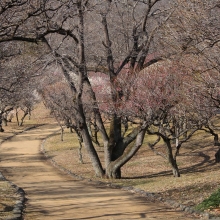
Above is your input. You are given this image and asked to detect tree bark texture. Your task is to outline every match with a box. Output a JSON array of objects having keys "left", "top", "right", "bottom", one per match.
[
  {"left": 164, "top": 138, "right": 180, "bottom": 177},
  {"left": 106, "top": 127, "right": 146, "bottom": 179}
]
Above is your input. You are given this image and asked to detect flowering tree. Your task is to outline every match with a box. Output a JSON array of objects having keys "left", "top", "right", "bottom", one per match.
[
  {"left": 139, "top": 61, "right": 217, "bottom": 176},
  {"left": 0, "top": 0, "right": 218, "bottom": 178}
]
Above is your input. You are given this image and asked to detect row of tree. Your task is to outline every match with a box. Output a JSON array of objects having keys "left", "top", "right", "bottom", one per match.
[
  {"left": 0, "top": 40, "right": 45, "bottom": 130},
  {"left": 0, "top": 0, "right": 219, "bottom": 178}
]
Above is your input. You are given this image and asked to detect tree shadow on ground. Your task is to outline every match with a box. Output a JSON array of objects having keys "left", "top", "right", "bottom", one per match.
[{"left": 123, "top": 151, "right": 219, "bottom": 180}]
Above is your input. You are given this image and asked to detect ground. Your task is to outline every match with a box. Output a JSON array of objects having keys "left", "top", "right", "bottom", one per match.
[
  {"left": 43, "top": 116, "right": 220, "bottom": 217},
  {"left": 0, "top": 103, "right": 220, "bottom": 219},
  {"left": 0, "top": 124, "right": 195, "bottom": 219}
]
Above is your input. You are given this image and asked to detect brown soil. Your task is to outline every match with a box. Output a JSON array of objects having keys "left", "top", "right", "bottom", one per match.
[{"left": 0, "top": 124, "right": 195, "bottom": 219}]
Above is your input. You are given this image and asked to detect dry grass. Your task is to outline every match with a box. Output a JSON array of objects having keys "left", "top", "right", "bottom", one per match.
[
  {"left": 0, "top": 181, "right": 17, "bottom": 219},
  {"left": 44, "top": 126, "right": 220, "bottom": 213}
]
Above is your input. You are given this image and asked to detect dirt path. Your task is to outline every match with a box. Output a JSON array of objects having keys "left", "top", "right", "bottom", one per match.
[{"left": 0, "top": 124, "right": 195, "bottom": 220}]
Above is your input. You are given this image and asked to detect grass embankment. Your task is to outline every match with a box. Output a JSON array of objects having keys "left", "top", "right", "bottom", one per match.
[
  {"left": 0, "top": 181, "right": 17, "bottom": 219},
  {"left": 196, "top": 188, "right": 220, "bottom": 212},
  {"left": 44, "top": 124, "right": 220, "bottom": 217}
]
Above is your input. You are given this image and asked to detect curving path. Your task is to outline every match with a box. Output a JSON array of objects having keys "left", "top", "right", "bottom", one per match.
[{"left": 0, "top": 124, "right": 194, "bottom": 220}]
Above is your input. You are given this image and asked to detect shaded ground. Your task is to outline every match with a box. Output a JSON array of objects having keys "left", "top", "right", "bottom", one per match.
[
  {"left": 44, "top": 127, "right": 220, "bottom": 217},
  {"left": 0, "top": 124, "right": 195, "bottom": 219},
  {"left": 0, "top": 180, "right": 17, "bottom": 219}
]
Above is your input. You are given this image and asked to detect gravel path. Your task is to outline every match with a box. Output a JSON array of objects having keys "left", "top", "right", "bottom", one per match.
[{"left": 0, "top": 124, "right": 195, "bottom": 220}]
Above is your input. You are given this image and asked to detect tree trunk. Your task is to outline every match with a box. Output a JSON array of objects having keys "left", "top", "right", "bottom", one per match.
[
  {"left": 214, "top": 134, "right": 220, "bottom": 146},
  {"left": 175, "top": 127, "right": 179, "bottom": 154},
  {"left": 183, "top": 119, "right": 187, "bottom": 138},
  {"left": 164, "top": 138, "right": 180, "bottom": 177},
  {"left": 78, "top": 138, "right": 84, "bottom": 164},
  {"left": 28, "top": 108, "right": 31, "bottom": 120},
  {"left": 106, "top": 127, "right": 146, "bottom": 179},
  {"left": 87, "top": 121, "right": 101, "bottom": 147},
  {"left": 81, "top": 125, "right": 104, "bottom": 177},
  {"left": 171, "top": 160, "right": 180, "bottom": 177},
  {"left": 122, "top": 117, "right": 128, "bottom": 136},
  {"left": 106, "top": 163, "right": 121, "bottom": 179},
  {"left": 73, "top": 1, "right": 104, "bottom": 177},
  {"left": 15, "top": 108, "right": 20, "bottom": 126},
  {"left": 19, "top": 109, "right": 28, "bottom": 126},
  {"left": 106, "top": 115, "right": 122, "bottom": 167},
  {"left": 74, "top": 127, "right": 84, "bottom": 164},
  {"left": 204, "top": 125, "right": 220, "bottom": 146},
  {"left": 60, "top": 126, "right": 64, "bottom": 141},
  {"left": 0, "top": 113, "right": 4, "bottom": 132},
  {"left": 83, "top": 79, "right": 109, "bottom": 168},
  {"left": 215, "top": 148, "right": 220, "bottom": 163}
]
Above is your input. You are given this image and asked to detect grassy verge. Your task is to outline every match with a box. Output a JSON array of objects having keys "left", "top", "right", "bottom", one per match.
[
  {"left": 196, "top": 188, "right": 220, "bottom": 212},
  {"left": 0, "top": 181, "right": 17, "bottom": 219}
]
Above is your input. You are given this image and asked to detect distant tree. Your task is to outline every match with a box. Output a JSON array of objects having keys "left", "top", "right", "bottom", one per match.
[
  {"left": 0, "top": 41, "right": 45, "bottom": 129},
  {"left": 159, "top": 0, "right": 220, "bottom": 166},
  {"left": 39, "top": 78, "right": 87, "bottom": 163}
]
